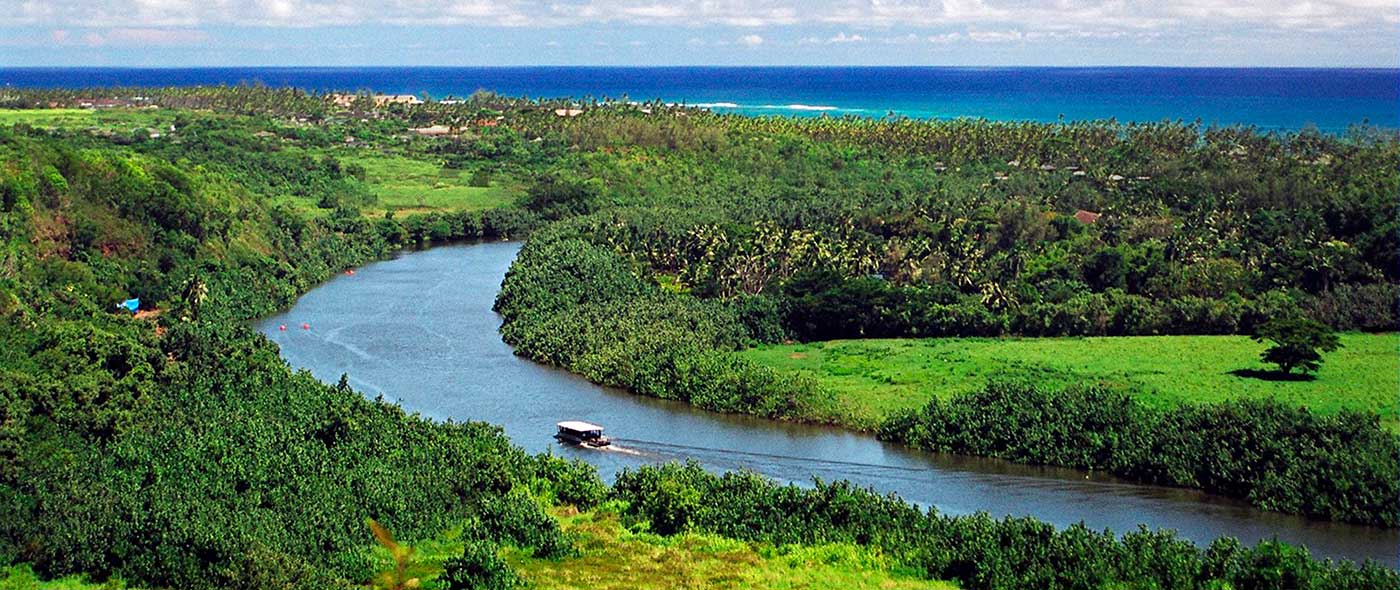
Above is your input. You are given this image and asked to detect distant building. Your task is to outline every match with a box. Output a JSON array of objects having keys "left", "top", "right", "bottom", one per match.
[
  {"left": 374, "top": 94, "right": 423, "bottom": 106},
  {"left": 75, "top": 98, "right": 126, "bottom": 109},
  {"left": 327, "top": 93, "right": 358, "bottom": 108},
  {"left": 553, "top": 108, "right": 584, "bottom": 117},
  {"left": 409, "top": 125, "right": 454, "bottom": 136},
  {"left": 1073, "top": 210, "right": 1102, "bottom": 224}
]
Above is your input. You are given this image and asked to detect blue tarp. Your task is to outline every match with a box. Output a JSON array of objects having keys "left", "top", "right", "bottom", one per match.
[{"left": 121, "top": 298, "right": 140, "bottom": 313}]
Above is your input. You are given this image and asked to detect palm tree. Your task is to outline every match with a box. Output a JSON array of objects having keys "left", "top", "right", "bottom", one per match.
[{"left": 180, "top": 274, "right": 208, "bottom": 322}]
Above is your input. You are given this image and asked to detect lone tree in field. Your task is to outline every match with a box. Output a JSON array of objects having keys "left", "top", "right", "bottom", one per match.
[{"left": 1252, "top": 317, "right": 1341, "bottom": 375}]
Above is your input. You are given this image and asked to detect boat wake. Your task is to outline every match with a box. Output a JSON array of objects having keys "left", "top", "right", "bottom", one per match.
[{"left": 599, "top": 444, "right": 646, "bottom": 457}]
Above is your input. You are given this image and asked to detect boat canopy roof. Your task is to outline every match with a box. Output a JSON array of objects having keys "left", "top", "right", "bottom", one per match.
[{"left": 557, "top": 420, "right": 604, "bottom": 433}]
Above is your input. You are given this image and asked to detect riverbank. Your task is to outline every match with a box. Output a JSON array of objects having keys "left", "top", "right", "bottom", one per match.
[
  {"left": 265, "top": 241, "right": 1400, "bottom": 564},
  {"left": 494, "top": 222, "right": 1400, "bottom": 528}
]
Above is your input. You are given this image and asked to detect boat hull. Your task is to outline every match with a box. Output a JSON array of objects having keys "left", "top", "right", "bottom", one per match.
[{"left": 555, "top": 433, "right": 611, "bottom": 447}]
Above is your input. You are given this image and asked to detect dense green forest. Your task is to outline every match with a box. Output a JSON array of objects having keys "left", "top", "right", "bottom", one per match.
[
  {"left": 489, "top": 96, "right": 1400, "bottom": 525},
  {"left": 1, "top": 87, "right": 1396, "bottom": 589}
]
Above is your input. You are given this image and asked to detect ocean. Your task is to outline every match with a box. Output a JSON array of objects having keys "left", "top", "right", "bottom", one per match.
[{"left": 2, "top": 67, "right": 1396, "bottom": 132}]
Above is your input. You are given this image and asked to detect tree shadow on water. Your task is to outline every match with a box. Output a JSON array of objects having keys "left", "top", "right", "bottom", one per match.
[{"left": 1228, "top": 369, "right": 1316, "bottom": 382}]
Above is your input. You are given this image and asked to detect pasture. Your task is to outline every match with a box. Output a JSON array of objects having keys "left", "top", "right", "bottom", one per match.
[{"left": 741, "top": 333, "right": 1398, "bottom": 430}]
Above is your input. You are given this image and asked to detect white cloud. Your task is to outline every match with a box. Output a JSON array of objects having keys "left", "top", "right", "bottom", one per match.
[
  {"left": 800, "top": 31, "right": 869, "bottom": 44},
  {"left": 42, "top": 26, "right": 209, "bottom": 46},
  {"left": 881, "top": 33, "right": 923, "bottom": 44},
  {"left": 738, "top": 34, "right": 764, "bottom": 46},
  {"left": 4, "top": 0, "right": 1397, "bottom": 31},
  {"left": 966, "top": 29, "right": 1022, "bottom": 43},
  {"left": 104, "top": 27, "right": 209, "bottom": 44}
]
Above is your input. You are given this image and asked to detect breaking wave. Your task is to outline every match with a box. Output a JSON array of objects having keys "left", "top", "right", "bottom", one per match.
[{"left": 769, "top": 104, "right": 841, "bottom": 111}]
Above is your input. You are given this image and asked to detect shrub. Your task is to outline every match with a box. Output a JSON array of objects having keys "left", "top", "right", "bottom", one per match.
[
  {"left": 531, "top": 455, "right": 608, "bottom": 510},
  {"left": 440, "top": 541, "right": 520, "bottom": 590},
  {"left": 880, "top": 381, "right": 1399, "bottom": 526},
  {"left": 610, "top": 462, "right": 1399, "bottom": 590},
  {"left": 466, "top": 492, "right": 574, "bottom": 559}
]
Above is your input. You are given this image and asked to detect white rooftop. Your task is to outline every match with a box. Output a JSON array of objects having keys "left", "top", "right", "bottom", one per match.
[{"left": 557, "top": 421, "right": 604, "bottom": 432}]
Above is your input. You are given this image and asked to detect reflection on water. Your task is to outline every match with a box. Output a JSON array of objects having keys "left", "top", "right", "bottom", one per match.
[{"left": 257, "top": 242, "right": 1398, "bottom": 566}]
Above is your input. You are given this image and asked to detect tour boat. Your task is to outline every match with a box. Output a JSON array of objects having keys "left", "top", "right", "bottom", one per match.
[{"left": 555, "top": 421, "right": 611, "bottom": 447}]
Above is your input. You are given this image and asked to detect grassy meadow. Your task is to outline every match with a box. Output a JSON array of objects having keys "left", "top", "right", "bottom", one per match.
[
  {"left": 741, "top": 333, "right": 1398, "bottom": 430},
  {"left": 0, "top": 108, "right": 517, "bottom": 219},
  {"left": 0, "top": 108, "right": 96, "bottom": 127},
  {"left": 342, "top": 154, "right": 517, "bottom": 216},
  {"left": 358, "top": 506, "right": 952, "bottom": 590},
  {"left": 0, "top": 565, "right": 108, "bottom": 590},
  {"left": 510, "top": 508, "right": 952, "bottom": 590},
  {"left": 0, "top": 107, "right": 180, "bottom": 132}
]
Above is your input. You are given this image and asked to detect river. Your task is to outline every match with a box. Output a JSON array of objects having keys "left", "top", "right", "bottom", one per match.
[{"left": 256, "top": 242, "right": 1397, "bottom": 565}]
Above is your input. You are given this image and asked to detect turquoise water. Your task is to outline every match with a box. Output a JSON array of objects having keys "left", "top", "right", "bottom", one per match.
[{"left": 3, "top": 66, "right": 1396, "bottom": 131}]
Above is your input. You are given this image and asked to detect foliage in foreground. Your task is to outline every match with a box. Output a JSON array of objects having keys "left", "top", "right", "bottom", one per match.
[
  {"left": 0, "top": 119, "right": 561, "bottom": 589},
  {"left": 612, "top": 462, "right": 1399, "bottom": 590},
  {"left": 0, "top": 565, "right": 116, "bottom": 590},
  {"left": 440, "top": 541, "right": 521, "bottom": 590},
  {"left": 507, "top": 505, "right": 954, "bottom": 590}
]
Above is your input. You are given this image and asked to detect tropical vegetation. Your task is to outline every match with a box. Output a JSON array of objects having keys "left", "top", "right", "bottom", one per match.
[{"left": 0, "top": 86, "right": 1396, "bottom": 589}]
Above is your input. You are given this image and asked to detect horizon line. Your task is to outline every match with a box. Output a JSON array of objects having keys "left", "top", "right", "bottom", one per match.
[{"left": 3, "top": 64, "right": 1398, "bottom": 71}]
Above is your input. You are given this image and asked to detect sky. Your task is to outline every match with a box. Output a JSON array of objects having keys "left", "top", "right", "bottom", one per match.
[{"left": 1, "top": 0, "right": 1397, "bottom": 67}]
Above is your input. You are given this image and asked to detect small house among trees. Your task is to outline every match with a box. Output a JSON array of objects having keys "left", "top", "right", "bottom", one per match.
[
  {"left": 374, "top": 94, "right": 422, "bottom": 106},
  {"left": 1073, "top": 209, "right": 1102, "bottom": 224}
]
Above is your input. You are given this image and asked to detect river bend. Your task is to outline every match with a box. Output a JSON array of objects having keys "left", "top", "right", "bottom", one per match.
[{"left": 256, "top": 242, "right": 1397, "bottom": 565}]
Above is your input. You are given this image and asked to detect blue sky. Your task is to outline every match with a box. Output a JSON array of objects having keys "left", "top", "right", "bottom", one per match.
[{"left": 1, "top": 0, "right": 1397, "bottom": 67}]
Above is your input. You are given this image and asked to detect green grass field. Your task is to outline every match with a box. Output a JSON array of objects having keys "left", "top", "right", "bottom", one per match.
[
  {"left": 1, "top": 110, "right": 516, "bottom": 218},
  {"left": 741, "top": 334, "right": 1398, "bottom": 431},
  {"left": 360, "top": 505, "right": 951, "bottom": 590},
  {"left": 0, "top": 108, "right": 177, "bottom": 132},
  {"left": 341, "top": 154, "right": 517, "bottom": 216},
  {"left": 511, "top": 508, "right": 952, "bottom": 590},
  {"left": 0, "top": 565, "right": 111, "bottom": 590},
  {"left": 0, "top": 108, "right": 95, "bottom": 127}
]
